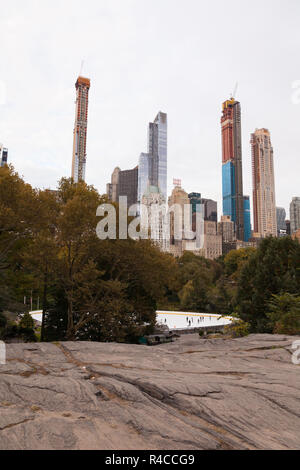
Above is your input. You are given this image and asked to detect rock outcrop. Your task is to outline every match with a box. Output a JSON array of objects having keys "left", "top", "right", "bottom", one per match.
[{"left": 0, "top": 334, "right": 299, "bottom": 450}]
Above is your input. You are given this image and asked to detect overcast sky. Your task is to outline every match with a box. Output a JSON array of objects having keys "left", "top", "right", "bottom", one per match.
[{"left": 0, "top": 0, "right": 299, "bottom": 221}]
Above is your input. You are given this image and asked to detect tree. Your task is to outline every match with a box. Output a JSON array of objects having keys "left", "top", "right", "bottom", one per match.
[
  {"left": 0, "top": 166, "right": 38, "bottom": 314},
  {"left": 267, "top": 293, "right": 300, "bottom": 335},
  {"left": 224, "top": 248, "right": 256, "bottom": 279},
  {"left": 236, "top": 237, "right": 300, "bottom": 333},
  {"left": 176, "top": 252, "right": 223, "bottom": 313},
  {"left": 21, "top": 189, "right": 60, "bottom": 340},
  {"left": 55, "top": 178, "right": 104, "bottom": 338},
  {"left": 19, "top": 312, "right": 36, "bottom": 342},
  {"left": 19, "top": 312, "right": 34, "bottom": 330}
]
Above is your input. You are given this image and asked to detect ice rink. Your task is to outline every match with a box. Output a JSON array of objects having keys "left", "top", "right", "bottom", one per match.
[{"left": 156, "top": 311, "right": 233, "bottom": 331}]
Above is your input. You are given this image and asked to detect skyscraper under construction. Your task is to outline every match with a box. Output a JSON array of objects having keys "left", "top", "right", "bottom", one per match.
[
  {"left": 221, "top": 98, "right": 244, "bottom": 241},
  {"left": 72, "top": 76, "right": 90, "bottom": 182}
]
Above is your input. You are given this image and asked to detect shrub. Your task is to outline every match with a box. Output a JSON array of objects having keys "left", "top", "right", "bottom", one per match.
[
  {"left": 224, "top": 320, "right": 250, "bottom": 338},
  {"left": 267, "top": 293, "right": 300, "bottom": 335}
]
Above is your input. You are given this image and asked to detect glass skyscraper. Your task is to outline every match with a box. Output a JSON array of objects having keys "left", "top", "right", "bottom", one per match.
[
  {"left": 243, "top": 196, "right": 251, "bottom": 242},
  {"left": 221, "top": 99, "right": 244, "bottom": 241},
  {"left": 138, "top": 153, "right": 150, "bottom": 204},
  {"left": 138, "top": 112, "right": 168, "bottom": 203}
]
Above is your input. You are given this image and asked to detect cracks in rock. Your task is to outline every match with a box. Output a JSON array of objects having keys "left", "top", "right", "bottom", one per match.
[
  {"left": 51, "top": 343, "right": 257, "bottom": 449},
  {"left": 170, "top": 391, "right": 223, "bottom": 400},
  {"left": 5, "top": 358, "right": 49, "bottom": 378},
  {"left": 87, "top": 368, "right": 257, "bottom": 450},
  {"left": 0, "top": 417, "right": 35, "bottom": 432}
]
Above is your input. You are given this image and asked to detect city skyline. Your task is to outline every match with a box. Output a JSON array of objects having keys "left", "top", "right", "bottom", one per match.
[{"left": 1, "top": 0, "right": 300, "bottom": 220}]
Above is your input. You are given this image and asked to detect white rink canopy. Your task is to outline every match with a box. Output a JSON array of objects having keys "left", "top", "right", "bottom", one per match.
[{"left": 156, "top": 311, "right": 233, "bottom": 331}]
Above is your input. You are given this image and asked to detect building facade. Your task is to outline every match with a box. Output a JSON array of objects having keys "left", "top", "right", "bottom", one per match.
[
  {"left": 138, "top": 112, "right": 167, "bottom": 204},
  {"left": 200, "top": 198, "right": 218, "bottom": 223},
  {"left": 218, "top": 215, "right": 235, "bottom": 243},
  {"left": 221, "top": 99, "right": 244, "bottom": 241},
  {"left": 202, "top": 221, "right": 222, "bottom": 260},
  {"left": 107, "top": 166, "right": 138, "bottom": 208},
  {"left": 218, "top": 215, "right": 236, "bottom": 255},
  {"left": 168, "top": 185, "right": 190, "bottom": 245},
  {"left": 72, "top": 76, "right": 90, "bottom": 182},
  {"left": 276, "top": 207, "right": 287, "bottom": 237},
  {"left": 251, "top": 129, "right": 277, "bottom": 238},
  {"left": 290, "top": 197, "right": 300, "bottom": 234},
  {"left": 0, "top": 144, "right": 8, "bottom": 167},
  {"left": 188, "top": 193, "right": 202, "bottom": 215},
  {"left": 243, "top": 196, "right": 251, "bottom": 242},
  {"left": 141, "top": 185, "right": 169, "bottom": 252},
  {"left": 292, "top": 228, "right": 300, "bottom": 242},
  {"left": 106, "top": 167, "right": 120, "bottom": 203}
]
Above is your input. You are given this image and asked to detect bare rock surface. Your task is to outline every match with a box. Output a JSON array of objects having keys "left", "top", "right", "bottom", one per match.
[{"left": 0, "top": 334, "right": 299, "bottom": 450}]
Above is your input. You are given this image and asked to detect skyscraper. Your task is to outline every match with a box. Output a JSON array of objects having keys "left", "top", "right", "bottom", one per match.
[
  {"left": 218, "top": 215, "right": 235, "bottom": 243},
  {"left": 107, "top": 166, "right": 138, "bottom": 207},
  {"left": 169, "top": 184, "right": 190, "bottom": 246},
  {"left": 200, "top": 198, "right": 218, "bottom": 223},
  {"left": 290, "top": 197, "right": 300, "bottom": 234},
  {"left": 221, "top": 99, "right": 244, "bottom": 241},
  {"left": 0, "top": 144, "right": 8, "bottom": 167},
  {"left": 243, "top": 196, "right": 251, "bottom": 242},
  {"left": 251, "top": 129, "right": 277, "bottom": 238},
  {"left": 188, "top": 193, "right": 202, "bottom": 234},
  {"left": 141, "top": 185, "right": 169, "bottom": 252},
  {"left": 276, "top": 207, "right": 287, "bottom": 237},
  {"left": 202, "top": 221, "right": 222, "bottom": 260},
  {"left": 138, "top": 112, "right": 167, "bottom": 203},
  {"left": 72, "top": 76, "right": 90, "bottom": 182}
]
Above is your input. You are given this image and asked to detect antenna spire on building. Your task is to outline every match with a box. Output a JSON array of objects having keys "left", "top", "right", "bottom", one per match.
[
  {"left": 79, "top": 60, "right": 85, "bottom": 76},
  {"left": 231, "top": 82, "right": 238, "bottom": 100}
]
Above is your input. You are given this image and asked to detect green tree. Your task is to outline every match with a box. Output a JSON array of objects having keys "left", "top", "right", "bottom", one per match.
[
  {"left": 237, "top": 237, "right": 300, "bottom": 333},
  {"left": 224, "top": 248, "right": 256, "bottom": 279},
  {"left": 0, "top": 166, "right": 38, "bottom": 313},
  {"left": 176, "top": 252, "right": 223, "bottom": 313},
  {"left": 267, "top": 293, "right": 300, "bottom": 335},
  {"left": 19, "top": 312, "right": 34, "bottom": 330},
  {"left": 19, "top": 312, "right": 36, "bottom": 342}
]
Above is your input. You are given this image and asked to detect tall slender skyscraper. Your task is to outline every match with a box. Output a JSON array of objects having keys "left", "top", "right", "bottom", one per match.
[
  {"left": 221, "top": 99, "right": 244, "bottom": 241},
  {"left": 0, "top": 144, "right": 8, "bottom": 167},
  {"left": 72, "top": 76, "right": 90, "bottom": 182},
  {"left": 290, "top": 197, "right": 300, "bottom": 234},
  {"left": 251, "top": 129, "right": 277, "bottom": 238},
  {"left": 138, "top": 112, "right": 167, "bottom": 203}
]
